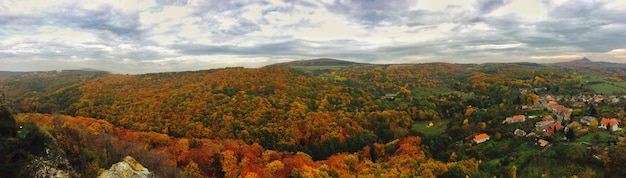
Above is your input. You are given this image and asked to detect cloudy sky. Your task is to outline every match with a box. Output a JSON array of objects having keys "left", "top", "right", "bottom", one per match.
[{"left": 1, "top": 0, "right": 626, "bottom": 74}]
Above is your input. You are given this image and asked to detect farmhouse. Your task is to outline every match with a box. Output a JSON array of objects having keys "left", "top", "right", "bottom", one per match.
[
  {"left": 600, "top": 118, "right": 621, "bottom": 131},
  {"left": 473, "top": 133, "right": 490, "bottom": 144},
  {"left": 503, "top": 115, "right": 526, "bottom": 124}
]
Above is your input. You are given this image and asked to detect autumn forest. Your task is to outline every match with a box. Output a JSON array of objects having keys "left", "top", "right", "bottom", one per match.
[{"left": 3, "top": 58, "right": 626, "bottom": 177}]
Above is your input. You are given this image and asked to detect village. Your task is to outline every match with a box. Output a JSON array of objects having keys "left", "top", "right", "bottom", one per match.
[{"left": 472, "top": 91, "right": 626, "bottom": 154}]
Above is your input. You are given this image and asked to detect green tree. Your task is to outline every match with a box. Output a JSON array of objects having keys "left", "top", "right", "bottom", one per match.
[
  {"left": 566, "top": 128, "right": 576, "bottom": 142},
  {"left": 604, "top": 144, "right": 626, "bottom": 177},
  {"left": 0, "top": 105, "right": 17, "bottom": 138},
  {"left": 440, "top": 166, "right": 464, "bottom": 178}
]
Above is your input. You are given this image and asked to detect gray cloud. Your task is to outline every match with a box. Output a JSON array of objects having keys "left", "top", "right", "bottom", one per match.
[
  {"left": 324, "top": 0, "right": 417, "bottom": 26},
  {"left": 156, "top": 0, "right": 189, "bottom": 6},
  {"left": 1, "top": 0, "right": 626, "bottom": 74},
  {"left": 476, "top": 0, "right": 512, "bottom": 14},
  {"left": 50, "top": 4, "right": 142, "bottom": 38},
  {"left": 0, "top": 14, "right": 42, "bottom": 26}
]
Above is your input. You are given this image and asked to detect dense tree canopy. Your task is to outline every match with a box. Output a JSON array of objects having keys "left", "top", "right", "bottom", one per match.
[{"left": 1, "top": 61, "right": 623, "bottom": 177}]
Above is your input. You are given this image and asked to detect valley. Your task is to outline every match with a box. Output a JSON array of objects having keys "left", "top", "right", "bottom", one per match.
[{"left": 2, "top": 58, "right": 626, "bottom": 177}]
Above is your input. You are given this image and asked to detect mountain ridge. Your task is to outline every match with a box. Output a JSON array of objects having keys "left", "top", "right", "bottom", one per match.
[{"left": 267, "top": 58, "right": 366, "bottom": 67}]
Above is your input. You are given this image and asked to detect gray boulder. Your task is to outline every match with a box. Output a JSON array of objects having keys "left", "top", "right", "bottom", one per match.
[{"left": 99, "top": 156, "right": 153, "bottom": 178}]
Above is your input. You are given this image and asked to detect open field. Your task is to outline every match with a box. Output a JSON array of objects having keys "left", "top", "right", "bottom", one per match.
[
  {"left": 585, "top": 76, "right": 626, "bottom": 94},
  {"left": 411, "top": 119, "right": 452, "bottom": 135},
  {"left": 577, "top": 133, "right": 612, "bottom": 143}
]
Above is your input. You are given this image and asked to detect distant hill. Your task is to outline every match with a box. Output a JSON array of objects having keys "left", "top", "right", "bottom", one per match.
[
  {"left": 548, "top": 57, "right": 626, "bottom": 69},
  {"left": 62, "top": 68, "right": 104, "bottom": 72},
  {"left": 0, "top": 71, "right": 29, "bottom": 79},
  {"left": 0, "top": 68, "right": 105, "bottom": 79},
  {"left": 268, "top": 58, "right": 367, "bottom": 68}
]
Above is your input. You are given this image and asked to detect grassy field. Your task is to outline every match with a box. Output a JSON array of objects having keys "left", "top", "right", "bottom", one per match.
[
  {"left": 577, "top": 133, "right": 612, "bottom": 143},
  {"left": 584, "top": 76, "right": 626, "bottom": 94},
  {"left": 589, "top": 83, "right": 623, "bottom": 94},
  {"left": 411, "top": 119, "right": 452, "bottom": 135}
]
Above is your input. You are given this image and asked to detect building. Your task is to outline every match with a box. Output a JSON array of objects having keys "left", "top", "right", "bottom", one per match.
[
  {"left": 600, "top": 118, "right": 621, "bottom": 131},
  {"left": 538, "top": 139, "right": 550, "bottom": 147},
  {"left": 503, "top": 115, "right": 526, "bottom": 124},
  {"left": 514, "top": 129, "right": 527, "bottom": 137},
  {"left": 542, "top": 115, "right": 554, "bottom": 122},
  {"left": 544, "top": 123, "right": 564, "bottom": 135},
  {"left": 473, "top": 133, "right": 490, "bottom": 144},
  {"left": 581, "top": 116, "right": 596, "bottom": 125},
  {"left": 536, "top": 120, "right": 553, "bottom": 131},
  {"left": 566, "top": 121, "right": 582, "bottom": 131},
  {"left": 381, "top": 93, "right": 398, "bottom": 100}
]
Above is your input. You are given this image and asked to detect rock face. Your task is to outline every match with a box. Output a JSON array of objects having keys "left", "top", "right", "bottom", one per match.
[
  {"left": 1, "top": 105, "right": 78, "bottom": 177},
  {"left": 26, "top": 148, "right": 78, "bottom": 178},
  {"left": 99, "top": 156, "right": 153, "bottom": 178}
]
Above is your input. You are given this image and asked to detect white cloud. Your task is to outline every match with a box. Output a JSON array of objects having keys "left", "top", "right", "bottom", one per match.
[
  {"left": 1, "top": 0, "right": 626, "bottom": 74},
  {"left": 490, "top": 0, "right": 547, "bottom": 20}
]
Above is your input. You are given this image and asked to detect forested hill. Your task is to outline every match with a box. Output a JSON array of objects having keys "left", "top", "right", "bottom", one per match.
[
  {"left": 268, "top": 58, "right": 365, "bottom": 67},
  {"left": 547, "top": 57, "right": 626, "bottom": 74},
  {"left": 2, "top": 59, "right": 626, "bottom": 177},
  {"left": 0, "top": 61, "right": 596, "bottom": 144}
]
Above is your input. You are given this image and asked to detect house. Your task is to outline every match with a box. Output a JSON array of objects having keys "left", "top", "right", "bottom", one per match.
[
  {"left": 565, "top": 121, "right": 582, "bottom": 132},
  {"left": 536, "top": 121, "right": 553, "bottom": 131},
  {"left": 514, "top": 129, "right": 527, "bottom": 137},
  {"left": 600, "top": 118, "right": 621, "bottom": 131},
  {"left": 545, "top": 95, "right": 554, "bottom": 102},
  {"left": 572, "top": 102, "right": 584, "bottom": 107},
  {"left": 503, "top": 115, "right": 526, "bottom": 124},
  {"left": 513, "top": 115, "right": 526, "bottom": 123},
  {"left": 566, "top": 121, "right": 582, "bottom": 131},
  {"left": 550, "top": 105, "right": 573, "bottom": 121},
  {"left": 473, "top": 133, "right": 490, "bottom": 144},
  {"left": 381, "top": 93, "right": 398, "bottom": 100},
  {"left": 544, "top": 123, "right": 564, "bottom": 135},
  {"left": 595, "top": 95, "right": 606, "bottom": 103},
  {"left": 611, "top": 98, "right": 620, "bottom": 104},
  {"left": 538, "top": 139, "right": 550, "bottom": 147},
  {"left": 542, "top": 115, "right": 554, "bottom": 122},
  {"left": 581, "top": 116, "right": 596, "bottom": 125}
]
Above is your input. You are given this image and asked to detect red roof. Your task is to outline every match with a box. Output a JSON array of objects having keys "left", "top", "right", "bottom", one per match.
[
  {"left": 601, "top": 118, "right": 610, "bottom": 126},
  {"left": 542, "top": 115, "right": 554, "bottom": 121},
  {"left": 601, "top": 118, "right": 620, "bottom": 127},
  {"left": 545, "top": 123, "right": 564, "bottom": 135},
  {"left": 513, "top": 115, "right": 525, "bottom": 121},
  {"left": 475, "top": 133, "right": 489, "bottom": 140}
]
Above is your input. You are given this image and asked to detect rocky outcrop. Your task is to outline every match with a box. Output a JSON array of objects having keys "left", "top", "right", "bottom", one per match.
[
  {"left": 99, "top": 156, "right": 153, "bottom": 178},
  {"left": 26, "top": 147, "right": 78, "bottom": 178},
  {"left": 1, "top": 105, "right": 78, "bottom": 177}
]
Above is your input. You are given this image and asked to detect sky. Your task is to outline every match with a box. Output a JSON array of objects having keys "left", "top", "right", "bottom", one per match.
[{"left": 1, "top": 0, "right": 626, "bottom": 74}]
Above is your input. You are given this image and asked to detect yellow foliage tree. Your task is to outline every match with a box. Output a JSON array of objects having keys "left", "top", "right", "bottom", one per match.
[
  {"left": 590, "top": 119, "right": 598, "bottom": 132},
  {"left": 181, "top": 161, "right": 205, "bottom": 178},
  {"left": 221, "top": 150, "right": 240, "bottom": 178}
]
